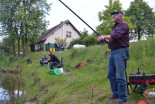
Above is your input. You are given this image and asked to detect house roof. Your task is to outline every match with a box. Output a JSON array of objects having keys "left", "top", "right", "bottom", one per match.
[{"left": 38, "top": 20, "right": 80, "bottom": 42}]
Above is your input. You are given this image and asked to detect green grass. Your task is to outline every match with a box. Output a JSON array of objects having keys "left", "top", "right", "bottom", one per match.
[{"left": 0, "top": 38, "right": 155, "bottom": 104}]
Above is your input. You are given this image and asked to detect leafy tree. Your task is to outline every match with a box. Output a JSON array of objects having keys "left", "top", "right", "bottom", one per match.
[
  {"left": 126, "top": 0, "right": 155, "bottom": 40},
  {"left": 96, "top": 0, "right": 122, "bottom": 35},
  {"left": 18, "top": 0, "right": 50, "bottom": 54},
  {"left": 55, "top": 37, "right": 68, "bottom": 45},
  {"left": 0, "top": 37, "right": 12, "bottom": 56},
  {"left": 0, "top": 0, "right": 50, "bottom": 55},
  {"left": 96, "top": 0, "right": 135, "bottom": 36},
  {"left": 80, "top": 28, "right": 89, "bottom": 39},
  {"left": 0, "top": 0, "right": 19, "bottom": 56}
]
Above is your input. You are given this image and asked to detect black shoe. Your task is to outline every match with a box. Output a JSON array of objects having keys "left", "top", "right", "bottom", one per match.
[{"left": 109, "top": 95, "right": 118, "bottom": 99}]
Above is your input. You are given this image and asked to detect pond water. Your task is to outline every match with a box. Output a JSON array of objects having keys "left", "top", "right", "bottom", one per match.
[{"left": 0, "top": 73, "right": 25, "bottom": 104}]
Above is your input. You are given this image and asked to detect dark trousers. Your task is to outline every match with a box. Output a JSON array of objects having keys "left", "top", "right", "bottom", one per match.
[{"left": 49, "top": 62, "right": 60, "bottom": 70}]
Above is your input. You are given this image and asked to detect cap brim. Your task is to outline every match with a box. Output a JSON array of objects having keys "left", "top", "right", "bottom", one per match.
[{"left": 111, "top": 12, "right": 119, "bottom": 15}]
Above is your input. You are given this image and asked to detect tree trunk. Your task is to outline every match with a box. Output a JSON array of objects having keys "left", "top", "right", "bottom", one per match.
[
  {"left": 17, "top": 38, "right": 20, "bottom": 56},
  {"left": 18, "top": 21, "right": 23, "bottom": 56},
  {"left": 137, "top": 26, "right": 141, "bottom": 40},
  {"left": 25, "top": 35, "right": 29, "bottom": 54},
  {"left": 22, "top": 36, "right": 25, "bottom": 55},
  {"left": 138, "top": 30, "right": 141, "bottom": 40},
  {"left": 12, "top": 38, "right": 16, "bottom": 56}
]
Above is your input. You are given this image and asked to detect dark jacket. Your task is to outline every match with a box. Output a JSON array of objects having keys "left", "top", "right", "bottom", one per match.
[{"left": 48, "top": 54, "right": 60, "bottom": 63}]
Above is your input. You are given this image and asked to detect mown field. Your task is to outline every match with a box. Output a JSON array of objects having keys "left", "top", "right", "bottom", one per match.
[{"left": 0, "top": 38, "right": 155, "bottom": 104}]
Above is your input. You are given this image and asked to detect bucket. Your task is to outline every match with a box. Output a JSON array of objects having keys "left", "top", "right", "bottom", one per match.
[
  {"left": 138, "top": 101, "right": 147, "bottom": 104},
  {"left": 59, "top": 68, "right": 63, "bottom": 73},
  {"left": 143, "top": 88, "right": 155, "bottom": 104},
  {"left": 50, "top": 68, "right": 63, "bottom": 75},
  {"left": 50, "top": 48, "right": 53, "bottom": 52}
]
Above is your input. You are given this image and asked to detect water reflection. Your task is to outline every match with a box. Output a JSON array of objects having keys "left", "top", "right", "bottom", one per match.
[{"left": 0, "top": 73, "right": 25, "bottom": 104}]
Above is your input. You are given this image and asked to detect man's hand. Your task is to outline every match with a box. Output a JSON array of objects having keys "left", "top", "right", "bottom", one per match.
[
  {"left": 46, "top": 60, "right": 48, "bottom": 63},
  {"left": 97, "top": 36, "right": 104, "bottom": 43}
]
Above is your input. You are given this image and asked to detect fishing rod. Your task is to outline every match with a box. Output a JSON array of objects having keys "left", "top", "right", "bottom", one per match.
[{"left": 58, "top": 0, "right": 108, "bottom": 44}]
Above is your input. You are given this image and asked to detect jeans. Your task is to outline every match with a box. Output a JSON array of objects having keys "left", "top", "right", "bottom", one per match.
[
  {"left": 49, "top": 62, "right": 60, "bottom": 70},
  {"left": 107, "top": 47, "right": 129, "bottom": 103},
  {"left": 40, "top": 61, "right": 46, "bottom": 66}
]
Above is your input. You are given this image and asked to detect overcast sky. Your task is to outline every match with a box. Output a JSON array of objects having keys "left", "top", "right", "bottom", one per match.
[{"left": 46, "top": 0, "right": 155, "bottom": 34}]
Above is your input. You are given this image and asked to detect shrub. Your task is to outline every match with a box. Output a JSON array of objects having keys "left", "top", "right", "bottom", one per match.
[{"left": 69, "top": 35, "right": 97, "bottom": 48}]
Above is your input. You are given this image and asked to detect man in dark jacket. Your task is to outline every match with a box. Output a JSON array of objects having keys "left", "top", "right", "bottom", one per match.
[
  {"left": 97, "top": 10, "right": 129, "bottom": 104},
  {"left": 46, "top": 51, "right": 60, "bottom": 70}
]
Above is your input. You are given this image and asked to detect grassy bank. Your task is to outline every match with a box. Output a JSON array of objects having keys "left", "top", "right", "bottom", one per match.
[{"left": 0, "top": 38, "right": 155, "bottom": 104}]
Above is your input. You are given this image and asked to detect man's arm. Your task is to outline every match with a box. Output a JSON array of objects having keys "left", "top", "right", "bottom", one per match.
[
  {"left": 102, "top": 38, "right": 109, "bottom": 43},
  {"left": 104, "top": 35, "right": 112, "bottom": 40},
  {"left": 97, "top": 35, "right": 112, "bottom": 43},
  {"left": 46, "top": 55, "right": 53, "bottom": 63}
]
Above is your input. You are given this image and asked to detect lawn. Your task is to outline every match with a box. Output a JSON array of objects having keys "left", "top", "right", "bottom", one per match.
[{"left": 0, "top": 38, "right": 155, "bottom": 104}]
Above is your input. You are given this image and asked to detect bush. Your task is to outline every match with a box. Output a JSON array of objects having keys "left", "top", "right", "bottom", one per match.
[
  {"left": 82, "top": 35, "right": 97, "bottom": 46},
  {"left": 69, "top": 35, "right": 97, "bottom": 48}
]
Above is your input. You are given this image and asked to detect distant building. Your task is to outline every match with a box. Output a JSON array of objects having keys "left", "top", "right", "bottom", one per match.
[{"left": 35, "top": 20, "right": 80, "bottom": 51}]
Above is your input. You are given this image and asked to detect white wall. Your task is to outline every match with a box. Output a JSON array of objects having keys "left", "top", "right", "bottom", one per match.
[
  {"left": 63, "top": 23, "right": 80, "bottom": 46},
  {"left": 35, "top": 44, "right": 39, "bottom": 50},
  {"left": 43, "top": 23, "right": 80, "bottom": 50}
]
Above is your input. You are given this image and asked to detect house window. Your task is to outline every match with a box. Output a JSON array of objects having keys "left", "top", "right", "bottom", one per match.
[{"left": 66, "top": 31, "right": 71, "bottom": 37}]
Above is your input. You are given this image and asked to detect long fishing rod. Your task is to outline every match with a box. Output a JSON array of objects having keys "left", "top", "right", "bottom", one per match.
[{"left": 59, "top": 0, "right": 108, "bottom": 44}]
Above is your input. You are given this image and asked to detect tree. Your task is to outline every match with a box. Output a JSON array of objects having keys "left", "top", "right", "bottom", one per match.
[
  {"left": 96, "top": 0, "right": 135, "bottom": 36},
  {"left": 18, "top": 0, "right": 50, "bottom": 54},
  {"left": 0, "top": 0, "right": 50, "bottom": 55},
  {"left": 0, "top": 0, "right": 19, "bottom": 56},
  {"left": 126, "top": 0, "right": 155, "bottom": 40},
  {"left": 96, "top": 0, "right": 122, "bottom": 35},
  {"left": 55, "top": 37, "right": 68, "bottom": 45},
  {"left": 0, "top": 37, "right": 12, "bottom": 56}
]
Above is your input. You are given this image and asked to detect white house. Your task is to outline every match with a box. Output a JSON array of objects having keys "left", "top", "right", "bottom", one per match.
[{"left": 35, "top": 20, "right": 80, "bottom": 51}]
